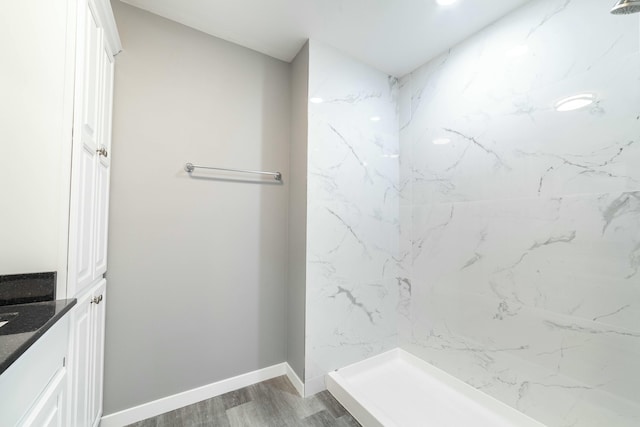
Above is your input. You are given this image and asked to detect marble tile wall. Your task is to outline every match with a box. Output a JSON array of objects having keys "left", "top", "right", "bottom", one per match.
[
  {"left": 398, "top": 0, "right": 640, "bottom": 425},
  {"left": 305, "top": 41, "right": 400, "bottom": 393}
]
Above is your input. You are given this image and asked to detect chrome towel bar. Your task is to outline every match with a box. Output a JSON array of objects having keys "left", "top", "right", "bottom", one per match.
[{"left": 184, "top": 163, "right": 282, "bottom": 181}]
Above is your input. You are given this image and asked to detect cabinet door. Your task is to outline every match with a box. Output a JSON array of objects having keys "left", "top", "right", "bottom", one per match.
[
  {"left": 71, "top": 0, "right": 105, "bottom": 295},
  {"left": 69, "top": 290, "right": 93, "bottom": 427},
  {"left": 89, "top": 280, "right": 106, "bottom": 427},
  {"left": 21, "top": 369, "right": 67, "bottom": 427},
  {"left": 94, "top": 47, "right": 114, "bottom": 278},
  {"left": 69, "top": 279, "right": 107, "bottom": 427}
]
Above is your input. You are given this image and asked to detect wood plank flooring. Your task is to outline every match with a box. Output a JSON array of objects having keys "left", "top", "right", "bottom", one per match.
[{"left": 126, "top": 376, "right": 362, "bottom": 427}]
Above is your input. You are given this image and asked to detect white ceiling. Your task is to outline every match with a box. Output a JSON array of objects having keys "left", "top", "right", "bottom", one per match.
[{"left": 119, "top": 0, "right": 532, "bottom": 77}]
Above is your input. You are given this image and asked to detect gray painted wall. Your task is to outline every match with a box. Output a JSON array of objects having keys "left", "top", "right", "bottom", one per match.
[
  {"left": 286, "top": 43, "right": 308, "bottom": 381},
  {"left": 104, "top": 2, "right": 290, "bottom": 414}
]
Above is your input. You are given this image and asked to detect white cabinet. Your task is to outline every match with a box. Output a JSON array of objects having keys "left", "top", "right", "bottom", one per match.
[
  {"left": 0, "top": 317, "right": 70, "bottom": 427},
  {"left": 68, "top": 0, "right": 118, "bottom": 298},
  {"left": 69, "top": 280, "right": 107, "bottom": 427},
  {"left": 66, "top": 0, "right": 119, "bottom": 425}
]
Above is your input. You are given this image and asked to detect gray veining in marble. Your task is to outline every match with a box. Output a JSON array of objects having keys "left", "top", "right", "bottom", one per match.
[
  {"left": 304, "top": 41, "right": 400, "bottom": 392},
  {"left": 398, "top": 0, "right": 640, "bottom": 425}
]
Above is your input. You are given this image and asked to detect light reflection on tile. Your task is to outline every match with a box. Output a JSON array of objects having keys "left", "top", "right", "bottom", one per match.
[
  {"left": 305, "top": 41, "right": 401, "bottom": 388},
  {"left": 399, "top": 0, "right": 640, "bottom": 425}
]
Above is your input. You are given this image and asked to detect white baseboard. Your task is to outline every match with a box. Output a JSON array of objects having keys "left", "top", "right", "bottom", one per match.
[
  {"left": 101, "top": 362, "right": 301, "bottom": 427},
  {"left": 304, "top": 374, "right": 327, "bottom": 397},
  {"left": 285, "top": 364, "right": 305, "bottom": 397}
]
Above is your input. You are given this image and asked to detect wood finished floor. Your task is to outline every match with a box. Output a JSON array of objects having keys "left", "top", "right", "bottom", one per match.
[{"left": 126, "top": 376, "right": 362, "bottom": 427}]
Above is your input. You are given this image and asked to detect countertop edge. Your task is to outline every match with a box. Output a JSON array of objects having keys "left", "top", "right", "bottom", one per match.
[{"left": 0, "top": 298, "right": 77, "bottom": 376}]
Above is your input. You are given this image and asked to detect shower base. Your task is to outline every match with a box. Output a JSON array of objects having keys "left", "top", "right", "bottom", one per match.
[{"left": 326, "top": 348, "right": 545, "bottom": 427}]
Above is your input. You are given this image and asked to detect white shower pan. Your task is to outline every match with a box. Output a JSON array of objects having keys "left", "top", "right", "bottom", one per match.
[{"left": 326, "top": 349, "right": 545, "bottom": 427}]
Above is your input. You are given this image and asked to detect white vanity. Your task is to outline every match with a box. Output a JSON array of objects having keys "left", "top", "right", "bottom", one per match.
[{"left": 0, "top": 302, "right": 73, "bottom": 426}]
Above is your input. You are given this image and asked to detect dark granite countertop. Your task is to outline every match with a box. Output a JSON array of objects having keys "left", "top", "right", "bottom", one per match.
[
  {"left": 0, "top": 272, "right": 56, "bottom": 305},
  {"left": 0, "top": 299, "right": 76, "bottom": 375}
]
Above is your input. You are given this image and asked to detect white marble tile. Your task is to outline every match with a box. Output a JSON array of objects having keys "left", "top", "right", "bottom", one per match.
[
  {"left": 398, "top": 75, "right": 413, "bottom": 207},
  {"left": 302, "top": 0, "right": 640, "bottom": 424},
  {"left": 305, "top": 41, "right": 400, "bottom": 385},
  {"left": 401, "top": 331, "right": 640, "bottom": 427},
  {"left": 399, "top": 0, "right": 640, "bottom": 425},
  {"left": 404, "top": 177, "right": 640, "bottom": 423},
  {"left": 396, "top": 204, "right": 413, "bottom": 337},
  {"left": 405, "top": 0, "right": 640, "bottom": 205},
  {"left": 411, "top": 193, "right": 640, "bottom": 331},
  {"left": 404, "top": 287, "right": 640, "bottom": 404},
  {"left": 409, "top": 54, "right": 640, "bottom": 204}
]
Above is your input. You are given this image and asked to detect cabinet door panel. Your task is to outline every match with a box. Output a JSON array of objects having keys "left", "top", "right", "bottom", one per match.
[
  {"left": 99, "top": 45, "right": 114, "bottom": 156},
  {"left": 81, "top": 2, "right": 102, "bottom": 148},
  {"left": 89, "top": 280, "right": 106, "bottom": 427},
  {"left": 21, "top": 369, "right": 67, "bottom": 427},
  {"left": 71, "top": 0, "right": 104, "bottom": 295},
  {"left": 70, "top": 294, "right": 92, "bottom": 427},
  {"left": 94, "top": 48, "right": 114, "bottom": 278},
  {"left": 74, "top": 143, "right": 97, "bottom": 292},
  {"left": 93, "top": 162, "right": 108, "bottom": 278}
]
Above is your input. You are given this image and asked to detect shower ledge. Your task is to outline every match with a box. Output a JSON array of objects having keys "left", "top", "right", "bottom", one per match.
[{"left": 326, "top": 348, "right": 546, "bottom": 427}]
